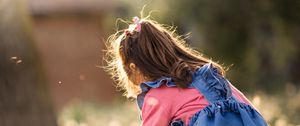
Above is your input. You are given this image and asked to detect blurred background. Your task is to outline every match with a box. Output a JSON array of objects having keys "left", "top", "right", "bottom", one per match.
[{"left": 0, "top": 0, "right": 299, "bottom": 126}]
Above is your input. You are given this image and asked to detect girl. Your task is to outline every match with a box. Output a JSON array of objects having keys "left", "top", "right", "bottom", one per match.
[{"left": 105, "top": 16, "right": 266, "bottom": 126}]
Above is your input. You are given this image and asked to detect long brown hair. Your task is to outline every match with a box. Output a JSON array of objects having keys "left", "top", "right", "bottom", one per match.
[{"left": 105, "top": 17, "right": 225, "bottom": 98}]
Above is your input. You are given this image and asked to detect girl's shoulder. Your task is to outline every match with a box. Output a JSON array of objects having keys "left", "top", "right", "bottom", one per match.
[
  {"left": 145, "top": 84, "right": 208, "bottom": 109},
  {"left": 147, "top": 84, "right": 203, "bottom": 98}
]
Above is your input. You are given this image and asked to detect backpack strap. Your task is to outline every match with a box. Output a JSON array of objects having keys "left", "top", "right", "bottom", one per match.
[{"left": 191, "top": 63, "right": 234, "bottom": 103}]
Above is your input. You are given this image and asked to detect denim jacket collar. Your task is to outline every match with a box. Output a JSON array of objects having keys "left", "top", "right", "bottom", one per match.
[
  {"left": 139, "top": 76, "right": 176, "bottom": 93},
  {"left": 136, "top": 63, "right": 214, "bottom": 110}
]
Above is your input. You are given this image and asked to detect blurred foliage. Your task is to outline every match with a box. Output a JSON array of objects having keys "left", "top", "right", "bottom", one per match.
[{"left": 167, "top": 0, "right": 300, "bottom": 94}]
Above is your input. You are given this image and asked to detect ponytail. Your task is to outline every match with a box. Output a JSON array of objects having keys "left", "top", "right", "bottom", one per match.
[
  {"left": 105, "top": 17, "right": 225, "bottom": 97},
  {"left": 170, "top": 60, "right": 193, "bottom": 88}
]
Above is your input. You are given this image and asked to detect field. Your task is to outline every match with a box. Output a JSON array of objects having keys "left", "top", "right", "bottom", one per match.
[{"left": 58, "top": 89, "right": 300, "bottom": 126}]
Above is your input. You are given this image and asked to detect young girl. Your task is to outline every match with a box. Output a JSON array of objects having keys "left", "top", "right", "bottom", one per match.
[{"left": 105, "top": 16, "right": 266, "bottom": 126}]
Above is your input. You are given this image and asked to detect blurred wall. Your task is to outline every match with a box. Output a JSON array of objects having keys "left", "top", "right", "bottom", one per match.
[{"left": 28, "top": 0, "right": 118, "bottom": 111}]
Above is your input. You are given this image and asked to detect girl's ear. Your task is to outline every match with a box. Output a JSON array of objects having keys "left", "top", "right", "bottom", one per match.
[{"left": 129, "top": 63, "right": 136, "bottom": 72}]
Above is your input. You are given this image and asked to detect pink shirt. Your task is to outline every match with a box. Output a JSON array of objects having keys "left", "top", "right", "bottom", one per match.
[{"left": 141, "top": 84, "right": 253, "bottom": 126}]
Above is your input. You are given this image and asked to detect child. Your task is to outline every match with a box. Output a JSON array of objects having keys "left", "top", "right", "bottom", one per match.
[{"left": 105, "top": 16, "right": 267, "bottom": 126}]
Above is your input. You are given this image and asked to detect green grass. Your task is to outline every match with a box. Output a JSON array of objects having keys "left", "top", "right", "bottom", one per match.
[{"left": 58, "top": 101, "right": 140, "bottom": 126}]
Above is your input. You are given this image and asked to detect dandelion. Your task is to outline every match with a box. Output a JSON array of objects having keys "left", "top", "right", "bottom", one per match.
[
  {"left": 10, "top": 56, "right": 22, "bottom": 64},
  {"left": 16, "top": 60, "right": 22, "bottom": 64},
  {"left": 10, "top": 56, "right": 17, "bottom": 60}
]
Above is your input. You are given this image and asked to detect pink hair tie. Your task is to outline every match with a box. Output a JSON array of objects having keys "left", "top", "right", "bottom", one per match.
[
  {"left": 124, "top": 16, "right": 142, "bottom": 36},
  {"left": 132, "top": 16, "right": 142, "bottom": 32}
]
